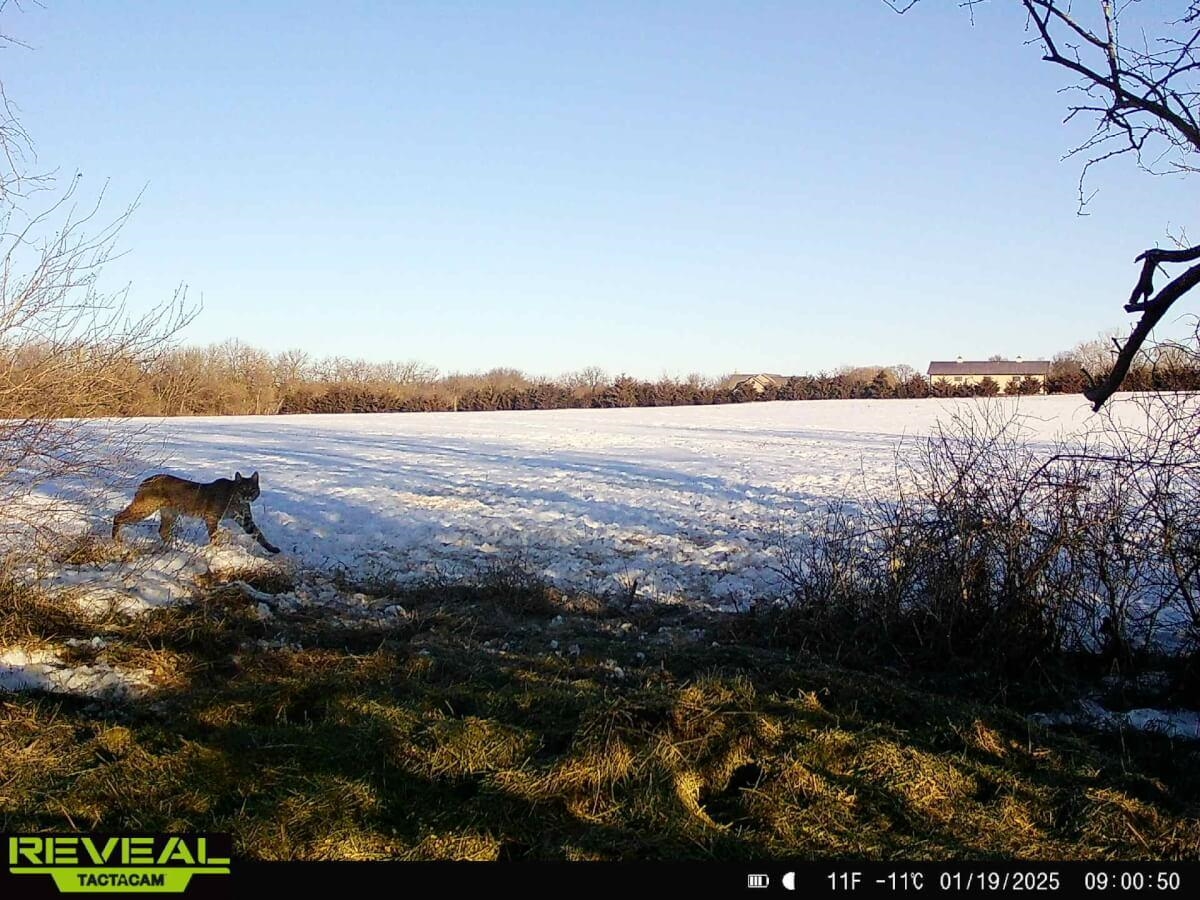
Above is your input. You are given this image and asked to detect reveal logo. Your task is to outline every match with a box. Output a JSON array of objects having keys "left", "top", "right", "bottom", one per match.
[{"left": 7, "top": 834, "right": 231, "bottom": 894}]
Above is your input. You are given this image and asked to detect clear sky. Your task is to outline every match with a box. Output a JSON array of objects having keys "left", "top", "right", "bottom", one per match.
[{"left": 2, "top": 1, "right": 1194, "bottom": 379}]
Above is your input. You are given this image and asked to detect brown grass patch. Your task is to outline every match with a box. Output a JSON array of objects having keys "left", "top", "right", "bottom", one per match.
[{"left": 2, "top": 574, "right": 1198, "bottom": 860}]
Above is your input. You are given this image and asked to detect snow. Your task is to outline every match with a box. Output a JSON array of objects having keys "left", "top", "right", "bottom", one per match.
[
  {"left": 18, "top": 544, "right": 283, "bottom": 618},
  {"left": 1031, "top": 700, "right": 1200, "bottom": 742},
  {"left": 0, "top": 647, "right": 153, "bottom": 699},
  {"left": 33, "top": 395, "right": 1118, "bottom": 606},
  {"left": 5, "top": 393, "right": 1197, "bottom": 728},
  {"left": 43, "top": 553, "right": 207, "bottom": 617}
]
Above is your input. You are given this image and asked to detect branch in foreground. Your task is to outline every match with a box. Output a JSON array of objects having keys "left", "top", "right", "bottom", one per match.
[{"left": 1086, "top": 249, "right": 1200, "bottom": 410}]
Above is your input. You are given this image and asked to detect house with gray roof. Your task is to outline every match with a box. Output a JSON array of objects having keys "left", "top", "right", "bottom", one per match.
[
  {"left": 927, "top": 357, "right": 1051, "bottom": 393},
  {"left": 722, "top": 373, "right": 789, "bottom": 394}
]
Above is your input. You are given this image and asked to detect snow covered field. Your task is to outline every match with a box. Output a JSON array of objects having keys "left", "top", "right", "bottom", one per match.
[
  {"left": 27, "top": 394, "right": 1127, "bottom": 605},
  {"left": 7, "top": 392, "right": 1200, "bottom": 741}
]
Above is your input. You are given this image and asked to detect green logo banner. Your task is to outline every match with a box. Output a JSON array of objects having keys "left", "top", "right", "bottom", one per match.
[{"left": 5, "top": 835, "right": 232, "bottom": 896}]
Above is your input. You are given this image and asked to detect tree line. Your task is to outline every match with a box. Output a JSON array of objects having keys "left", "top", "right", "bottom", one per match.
[{"left": 3, "top": 333, "right": 1198, "bottom": 418}]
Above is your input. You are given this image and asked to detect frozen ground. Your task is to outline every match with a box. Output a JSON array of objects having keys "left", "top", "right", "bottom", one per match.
[
  {"left": 0, "top": 646, "right": 153, "bottom": 699},
  {"left": 31, "top": 395, "right": 1125, "bottom": 605},
  {"left": 6, "top": 393, "right": 1197, "bottom": 736},
  {"left": 1030, "top": 700, "right": 1200, "bottom": 742}
]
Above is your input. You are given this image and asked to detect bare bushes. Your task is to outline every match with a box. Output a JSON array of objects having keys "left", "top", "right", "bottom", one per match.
[
  {"left": 2, "top": 14, "right": 193, "bottom": 548},
  {"left": 1091, "top": 393, "right": 1200, "bottom": 681},
  {"left": 0, "top": 183, "right": 194, "bottom": 541},
  {"left": 772, "top": 399, "right": 1200, "bottom": 689}
]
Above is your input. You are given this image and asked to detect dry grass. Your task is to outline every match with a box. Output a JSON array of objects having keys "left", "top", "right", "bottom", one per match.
[
  {"left": 50, "top": 534, "right": 144, "bottom": 567},
  {"left": 1, "top": 567, "right": 1199, "bottom": 861}
]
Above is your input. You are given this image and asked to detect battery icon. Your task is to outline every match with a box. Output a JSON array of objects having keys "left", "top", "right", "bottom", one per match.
[{"left": 747, "top": 874, "right": 770, "bottom": 888}]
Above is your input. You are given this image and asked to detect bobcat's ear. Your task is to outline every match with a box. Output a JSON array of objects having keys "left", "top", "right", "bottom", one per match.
[
  {"left": 235, "top": 471, "right": 243, "bottom": 482},
  {"left": 251, "top": 471, "right": 259, "bottom": 484}
]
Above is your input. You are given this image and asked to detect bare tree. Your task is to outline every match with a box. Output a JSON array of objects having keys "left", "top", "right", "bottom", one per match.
[
  {"left": 892, "top": 1, "right": 1200, "bottom": 409},
  {"left": 385, "top": 359, "right": 439, "bottom": 385},
  {"left": 1, "top": 5, "right": 193, "bottom": 544},
  {"left": 481, "top": 367, "right": 529, "bottom": 391}
]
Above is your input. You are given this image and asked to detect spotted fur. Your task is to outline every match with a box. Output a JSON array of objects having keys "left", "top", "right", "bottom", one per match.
[{"left": 112, "top": 471, "right": 280, "bottom": 553}]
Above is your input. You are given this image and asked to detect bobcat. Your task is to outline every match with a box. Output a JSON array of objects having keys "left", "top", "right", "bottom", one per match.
[{"left": 112, "top": 471, "right": 281, "bottom": 553}]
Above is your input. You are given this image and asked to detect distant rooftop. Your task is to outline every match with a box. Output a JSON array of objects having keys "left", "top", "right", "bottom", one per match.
[
  {"left": 725, "top": 373, "right": 788, "bottom": 382},
  {"left": 927, "top": 359, "right": 1051, "bottom": 376}
]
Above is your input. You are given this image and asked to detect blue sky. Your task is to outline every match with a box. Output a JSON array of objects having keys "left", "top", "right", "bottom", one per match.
[{"left": 3, "top": 1, "right": 1193, "bottom": 379}]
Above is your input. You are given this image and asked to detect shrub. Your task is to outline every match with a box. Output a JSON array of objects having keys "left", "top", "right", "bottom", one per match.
[{"left": 773, "top": 399, "right": 1200, "bottom": 691}]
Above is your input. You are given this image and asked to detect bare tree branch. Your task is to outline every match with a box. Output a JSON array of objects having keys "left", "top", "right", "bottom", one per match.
[
  {"left": 1, "top": 3, "right": 196, "bottom": 546},
  {"left": 892, "top": 1, "right": 1200, "bottom": 408},
  {"left": 1085, "top": 252, "right": 1200, "bottom": 409}
]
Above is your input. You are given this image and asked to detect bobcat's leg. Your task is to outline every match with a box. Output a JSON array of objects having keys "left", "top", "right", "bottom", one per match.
[
  {"left": 158, "top": 508, "right": 178, "bottom": 543},
  {"left": 204, "top": 514, "right": 222, "bottom": 545},
  {"left": 259, "top": 531, "right": 280, "bottom": 553},
  {"left": 112, "top": 497, "right": 156, "bottom": 542},
  {"left": 233, "top": 508, "right": 281, "bottom": 554}
]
